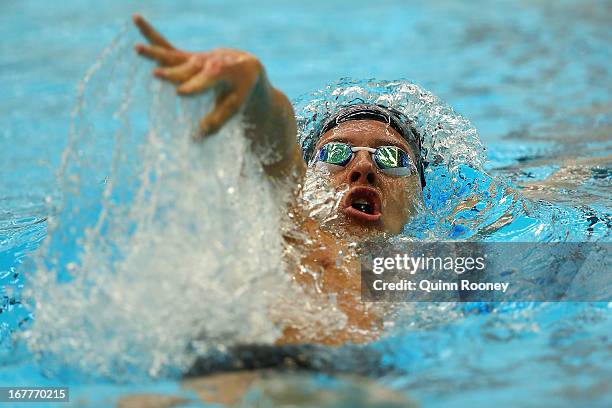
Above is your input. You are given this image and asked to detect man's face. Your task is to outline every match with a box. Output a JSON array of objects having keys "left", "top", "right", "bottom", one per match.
[{"left": 313, "top": 119, "right": 422, "bottom": 237}]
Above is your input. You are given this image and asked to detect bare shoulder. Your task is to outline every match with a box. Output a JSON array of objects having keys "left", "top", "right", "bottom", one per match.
[{"left": 279, "top": 206, "right": 382, "bottom": 345}]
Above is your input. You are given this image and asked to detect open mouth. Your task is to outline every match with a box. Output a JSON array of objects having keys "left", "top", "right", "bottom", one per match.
[{"left": 343, "top": 187, "right": 382, "bottom": 222}]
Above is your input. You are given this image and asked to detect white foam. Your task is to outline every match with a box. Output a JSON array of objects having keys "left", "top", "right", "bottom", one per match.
[{"left": 22, "top": 30, "right": 306, "bottom": 380}]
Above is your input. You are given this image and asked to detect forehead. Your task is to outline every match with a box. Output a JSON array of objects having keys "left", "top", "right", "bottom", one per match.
[{"left": 316, "top": 119, "right": 411, "bottom": 151}]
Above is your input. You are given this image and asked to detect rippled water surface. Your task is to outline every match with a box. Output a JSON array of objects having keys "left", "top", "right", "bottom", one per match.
[{"left": 1, "top": 0, "right": 610, "bottom": 407}]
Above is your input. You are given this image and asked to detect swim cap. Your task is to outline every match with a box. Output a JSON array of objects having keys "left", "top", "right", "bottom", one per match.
[{"left": 314, "top": 103, "right": 426, "bottom": 187}]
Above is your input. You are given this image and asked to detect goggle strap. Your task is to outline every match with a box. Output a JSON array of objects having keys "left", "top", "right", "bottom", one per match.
[{"left": 351, "top": 146, "right": 377, "bottom": 154}]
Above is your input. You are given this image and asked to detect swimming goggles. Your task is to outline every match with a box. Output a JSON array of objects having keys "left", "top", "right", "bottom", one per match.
[{"left": 315, "top": 142, "right": 415, "bottom": 177}]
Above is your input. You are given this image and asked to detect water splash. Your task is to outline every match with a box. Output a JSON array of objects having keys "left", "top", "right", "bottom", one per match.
[
  {"left": 14, "top": 28, "right": 609, "bottom": 384},
  {"left": 21, "top": 29, "right": 296, "bottom": 380},
  {"left": 295, "top": 78, "right": 486, "bottom": 173},
  {"left": 20, "top": 30, "right": 396, "bottom": 382},
  {"left": 294, "top": 78, "right": 610, "bottom": 242}
]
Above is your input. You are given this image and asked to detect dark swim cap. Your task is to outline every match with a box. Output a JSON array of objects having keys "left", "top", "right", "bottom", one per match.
[{"left": 315, "top": 103, "right": 426, "bottom": 187}]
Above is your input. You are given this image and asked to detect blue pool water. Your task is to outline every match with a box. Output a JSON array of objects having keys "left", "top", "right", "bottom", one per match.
[{"left": 1, "top": 0, "right": 611, "bottom": 407}]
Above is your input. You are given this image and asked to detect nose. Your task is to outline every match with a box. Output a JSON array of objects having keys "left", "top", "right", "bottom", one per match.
[{"left": 346, "top": 151, "right": 377, "bottom": 185}]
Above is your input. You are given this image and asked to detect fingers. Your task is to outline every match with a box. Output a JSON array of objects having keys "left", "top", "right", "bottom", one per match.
[
  {"left": 154, "top": 60, "right": 201, "bottom": 84},
  {"left": 199, "top": 93, "right": 243, "bottom": 137},
  {"left": 132, "top": 14, "right": 175, "bottom": 49},
  {"left": 177, "top": 70, "right": 219, "bottom": 95},
  {"left": 135, "top": 44, "right": 187, "bottom": 66}
]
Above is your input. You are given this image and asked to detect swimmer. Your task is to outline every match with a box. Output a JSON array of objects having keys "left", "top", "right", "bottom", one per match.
[{"left": 132, "top": 15, "right": 425, "bottom": 346}]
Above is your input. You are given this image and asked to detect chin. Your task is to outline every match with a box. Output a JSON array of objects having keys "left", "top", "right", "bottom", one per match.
[{"left": 321, "top": 212, "right": 388, "bottom": 241}]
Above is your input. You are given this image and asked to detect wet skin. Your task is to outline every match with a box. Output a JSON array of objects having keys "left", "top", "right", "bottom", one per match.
[
  {"left": 315, "top": 120, "right": 421, "bottom": 236},
  {"left": 133, "top": 16, "right": 420, "bottom": 345},
  {"left": 275, "top": 122, "right": 422, "bottom": 345}
]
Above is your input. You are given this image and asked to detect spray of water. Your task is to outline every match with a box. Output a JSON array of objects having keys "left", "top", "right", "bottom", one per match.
[
  {"left": 19, "top": 25, "right": 604, "bottom": 382},
  {"left": 21, "top": 28, "right": 310, "bottom": 380},
  {"left": 17, "top": 33, "right": 493, "bottom": 380},
  {"left": 22, "top": 28, "right": 396, "bottom": 381}
]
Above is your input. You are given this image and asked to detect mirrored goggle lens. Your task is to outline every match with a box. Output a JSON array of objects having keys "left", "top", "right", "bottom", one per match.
[
  {"left": 374, "top": 146, "right": 412, "bottom": 175},
  {"left": 318, "top": 142, "right": 352, "bottom": 166}
]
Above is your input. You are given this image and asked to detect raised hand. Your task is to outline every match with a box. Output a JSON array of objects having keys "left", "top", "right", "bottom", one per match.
[{"left": 133, "top": 15, "right": 265, "bottom": 137}]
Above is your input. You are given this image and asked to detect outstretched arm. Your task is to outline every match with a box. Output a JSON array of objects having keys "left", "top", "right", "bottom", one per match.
[{"left": 133, "top": 15, "right": 305, "bottom": 179}]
